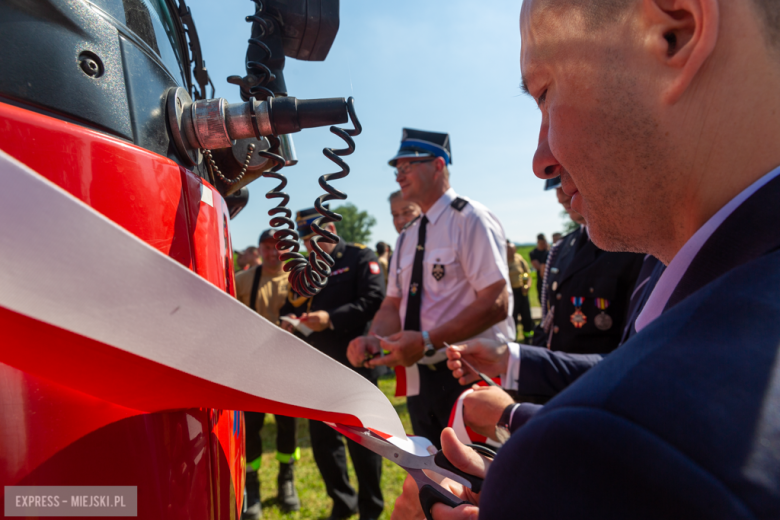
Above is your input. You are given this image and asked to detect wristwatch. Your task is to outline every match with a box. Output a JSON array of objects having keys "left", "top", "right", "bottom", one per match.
[
  {"left": 421, "top": 330, "right": 436, "bottom": 357},
  {"left": 494, "top": 403, "right": 518, "bottom": 444}
]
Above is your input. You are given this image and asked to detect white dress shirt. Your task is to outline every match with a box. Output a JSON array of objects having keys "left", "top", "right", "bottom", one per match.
[{"left": 388, "top": 187, "right": 515, "bottom": 365}]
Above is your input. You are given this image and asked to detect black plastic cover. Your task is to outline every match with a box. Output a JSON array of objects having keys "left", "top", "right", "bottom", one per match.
[
  {"left": 269, "top": 96, "right": 347, "bottom": 135},
  {"left": 266, "top": 0, "right": 339, "bottom": 61},
  {"left": 225, "top": 187, "right": 250, "bottom": 219}
]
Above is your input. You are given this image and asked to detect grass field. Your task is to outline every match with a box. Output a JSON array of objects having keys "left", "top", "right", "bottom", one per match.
[{"left": 254, "top": 376, "right": 410, "bottom": 519}]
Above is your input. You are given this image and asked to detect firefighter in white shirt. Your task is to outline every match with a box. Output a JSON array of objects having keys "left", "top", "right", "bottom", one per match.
[{"left": 347, "top": 128, "right": 515, "bottom": 447}]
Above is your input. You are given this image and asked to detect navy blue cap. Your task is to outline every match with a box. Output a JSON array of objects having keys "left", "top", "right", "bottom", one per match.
[
  {"left": 544, "top": 176, "right": 562, "bottom": 191},
  {"left": 389, "top": 128, "right": 452, "bottom": 166},
  {"left": 258, "top": 229, "right": 277, "bottom": 244},
  {"left": 296, "top": 206, "right": 328, "bottom": 240}
]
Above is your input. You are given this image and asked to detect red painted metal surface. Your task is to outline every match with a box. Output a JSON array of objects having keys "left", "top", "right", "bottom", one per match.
[{"left": 0, "top": 102, "right": 243, "bottom": 518}]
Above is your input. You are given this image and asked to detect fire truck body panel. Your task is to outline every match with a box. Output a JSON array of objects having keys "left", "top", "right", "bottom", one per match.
[{"left": 0, "top": 100, "right": 243, "bottom": 517}]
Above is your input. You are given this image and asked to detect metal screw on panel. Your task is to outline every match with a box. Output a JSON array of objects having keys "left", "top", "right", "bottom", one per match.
[{"left": 78, "top": 51, "right": 104, "bottom": 78}]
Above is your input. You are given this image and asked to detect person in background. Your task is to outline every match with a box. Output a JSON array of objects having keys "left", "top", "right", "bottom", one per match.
[
  {"left": 375, "top": 241, "right": 390, "bottom": 286},
  {"left": 347, "top": 128, "right": 513, "bottom": 448},
  {"left": 280, "top": 209, "right": 386, "bottom": 520},
  {"left": 552, "top": 232, "right": 562, "bottom": 245},
  {"left": 506, "top": 239, "right": 534, "bottom": 343},
  {"left": 389, "top": 190, "right": 421, "bottom": 233},
  {"left": 234, "top": 230, "right": 300, "bottom": 519},
  {"left": 533, "top": 182, "right": 643, "bottom": 357},
  {"left": 528, "top": 233, "right": 549, "bottom": 304},
  {"left": 237, "top": 246, "right": 261, "bottom": 271}
]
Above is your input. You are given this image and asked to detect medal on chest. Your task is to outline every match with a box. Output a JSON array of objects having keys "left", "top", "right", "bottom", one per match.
[
  {"left": 594, "top": 298, "right": 613, "bottom": 330},
  {"left": 432, "top": 264, "right": 445, "bottom": 281},
  {"left": 570, "top": 296, "right": 587, "bottom": 328}
]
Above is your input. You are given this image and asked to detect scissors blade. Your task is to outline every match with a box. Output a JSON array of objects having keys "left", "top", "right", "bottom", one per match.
[{"left": 329, "top": 423, "right": 473, "bottom": 489}]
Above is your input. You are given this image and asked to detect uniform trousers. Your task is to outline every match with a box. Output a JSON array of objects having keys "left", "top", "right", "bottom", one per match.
[
  {"left": 309, "top": 372, "right": 384, "bottom": 520},
  {"left": 512, "top": 287, "right": 535, "bottom": 338},
  {"left": 244, "top": 412, "right": 297, "bottom": 465},
  {"left": 407, "top": 360, "right": 470, "bottom": 449}
]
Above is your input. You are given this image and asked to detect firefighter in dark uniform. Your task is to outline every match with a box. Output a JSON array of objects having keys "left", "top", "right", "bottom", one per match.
[
  {"left": 534, "top": 177, "right": 644, "bottom": 355},
  {"left": 279, "top": 208, "right": 385, "bottom": 520}
]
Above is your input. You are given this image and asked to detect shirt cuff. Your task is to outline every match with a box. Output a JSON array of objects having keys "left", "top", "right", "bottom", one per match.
[{"left": 501, "top": 342, "right": 520, "bottom": 390}]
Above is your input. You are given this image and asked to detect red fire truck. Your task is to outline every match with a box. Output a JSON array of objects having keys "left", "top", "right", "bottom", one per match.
[{"left": 0, "top": 0, "right": 354, "bottom": 517}]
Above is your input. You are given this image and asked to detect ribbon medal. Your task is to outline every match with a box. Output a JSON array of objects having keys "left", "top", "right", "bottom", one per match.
[
  {"left": 570, "top": 296, "right": 587, "bottom": 328},
  {"left": 594, "top": 298, "right": 613, "bottom": 331}
]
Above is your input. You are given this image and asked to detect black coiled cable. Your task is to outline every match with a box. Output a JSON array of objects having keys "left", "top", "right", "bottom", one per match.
[
  {"left": 288, "top": 97, "right": 362, "bottom": 297},
  {"left": 243, "top": 0, "right": 362, "bottom": 298},
  {"left": 244, "top": 0, "right": 300, "bottom": 289}
]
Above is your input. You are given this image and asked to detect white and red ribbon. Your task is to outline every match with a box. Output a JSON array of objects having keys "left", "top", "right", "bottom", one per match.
[{"left": 0, "top": 150, "right": 407, "bottom": 440}]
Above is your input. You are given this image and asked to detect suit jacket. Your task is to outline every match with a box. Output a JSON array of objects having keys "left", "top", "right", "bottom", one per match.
[
  {"left": 534, "top": 227, "right": 644, "bottom": 354},
  {"left": 279, "top": 240, "right": 384, "bottom": 373},
  {"left": 482, "top": 174, "right": 780, "bottom": 519}
]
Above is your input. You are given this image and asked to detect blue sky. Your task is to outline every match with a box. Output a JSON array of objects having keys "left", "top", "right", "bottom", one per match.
[{"left": 186, "top": 0, "right": 564, "bottom": 249}]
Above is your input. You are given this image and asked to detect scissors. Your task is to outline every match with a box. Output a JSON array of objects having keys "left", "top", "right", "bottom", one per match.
[
  {"left": 329, "top": 423, "right": 494, "bottom": 520},
  {"left": 443, "top": 342, "right": 499, "bottom": 387}
]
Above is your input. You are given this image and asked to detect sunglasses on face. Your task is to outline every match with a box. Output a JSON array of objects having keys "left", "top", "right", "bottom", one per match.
[{"left": 394, "top": 158, "right": 435, "bottom": 177}]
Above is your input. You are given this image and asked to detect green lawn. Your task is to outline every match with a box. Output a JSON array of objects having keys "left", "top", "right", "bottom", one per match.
[{"left": 254, "top": 376, "right": 410, "bottom": 519}]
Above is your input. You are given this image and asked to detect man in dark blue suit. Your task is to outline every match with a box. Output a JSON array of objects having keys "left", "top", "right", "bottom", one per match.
[{"left": 390, "top": 0, "right": 780, "bottom": 518}]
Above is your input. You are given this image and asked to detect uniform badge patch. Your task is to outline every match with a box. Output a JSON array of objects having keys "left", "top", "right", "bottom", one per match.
[
  {"left": 432, "top": 264, "right": 445, "bottom": 281},
  {"left": 369, "top": 261, "right": 380, "bottom": 275}
]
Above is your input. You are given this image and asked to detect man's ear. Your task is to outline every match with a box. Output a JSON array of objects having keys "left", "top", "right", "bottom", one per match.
[{"left": 642, "top": 0, "right": 719, "bottom": 104}]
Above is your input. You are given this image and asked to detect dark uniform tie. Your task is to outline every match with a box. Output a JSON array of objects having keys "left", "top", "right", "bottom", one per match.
[{"left": 404, "top": 215, "right": 428, "bottom": 331}]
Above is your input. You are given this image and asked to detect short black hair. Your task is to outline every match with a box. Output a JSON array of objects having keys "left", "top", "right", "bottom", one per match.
[
  {"left": 537, "top": 233, "right": 547, "bottom": 242},
  {"left": 376, "top": 241, "right": 388, "bottom": 255}
]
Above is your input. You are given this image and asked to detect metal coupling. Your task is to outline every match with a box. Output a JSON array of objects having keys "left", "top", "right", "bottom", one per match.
[{"left": 166, "top": 87, "right": 349, "bottom": 166}]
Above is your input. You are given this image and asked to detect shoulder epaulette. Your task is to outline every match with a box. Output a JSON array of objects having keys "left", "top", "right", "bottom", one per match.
[
  {"left": 402, "top": 215, "right": 421, "bottom": 231},
  {"left": 450, "top": 197, "right": 469, "bottom": 211},
  {"left": 348, "top": 243, "right": 367, "bottom": 249}
]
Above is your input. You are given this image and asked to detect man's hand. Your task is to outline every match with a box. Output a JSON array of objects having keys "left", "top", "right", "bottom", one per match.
[
  {"left": 367, "top": 331, "right": 425, "bottom": 368},
  {"left": 299, "top": 311, "right": 330, "bottom": 332},
  {"left": 463, "top": 386, "right": 516, "bottom": 441},
  {"left": 347, "top": 335, "right": 382, "bottom": 368},
  {"left": 446, "top": 340, "right": 509, "bottom": 385},
  {"left": 280, "top": 314, "right": 297, "bottom": 333},
  {"left": 390, "top": 428, "right": 487, "bottom": 520}
]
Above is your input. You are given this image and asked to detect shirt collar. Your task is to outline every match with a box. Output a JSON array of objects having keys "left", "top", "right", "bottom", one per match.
[
  {"left": 635, "top": 165, "right": 780, "bottom": 332},
  {"left": 425, "top": 187, "right": 457, "bottom": 226}
]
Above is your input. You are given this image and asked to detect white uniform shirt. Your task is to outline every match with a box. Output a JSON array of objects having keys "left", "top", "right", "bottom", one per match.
[{"left": 387, "top": 188, "right": 515, "bottom": 363}]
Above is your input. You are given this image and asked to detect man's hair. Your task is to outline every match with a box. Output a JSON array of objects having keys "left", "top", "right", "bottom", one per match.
[
  {"left": 554, "top": 0, "right": 780, "bottom": 48},
  {"left": 389, "top": 190, "right": 403, "bottom": 202},
  {"left": 376, "top": 241, "right": 388, "bottom": 255},
  {"left": 752, "top": 0, "right": 780, "bottom": 49},
  {"left": 537, "top": 233, "right": 547, "bottom": 242}
]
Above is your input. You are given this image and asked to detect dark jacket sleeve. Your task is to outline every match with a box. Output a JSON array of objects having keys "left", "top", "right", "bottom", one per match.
[
  {"left": 328, "top": 249, "right": 385, "bottom": 332},
  {"left": 517, "top": 345, "right": 604, "bottom": 397}
]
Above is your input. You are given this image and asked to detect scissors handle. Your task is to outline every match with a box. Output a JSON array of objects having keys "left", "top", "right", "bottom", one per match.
[
  {"left": 419, "top": 484, "right": 467, "bottom": 520},
  {"left": 434, "top": 450, "right": 484, "bottom": 493}
]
